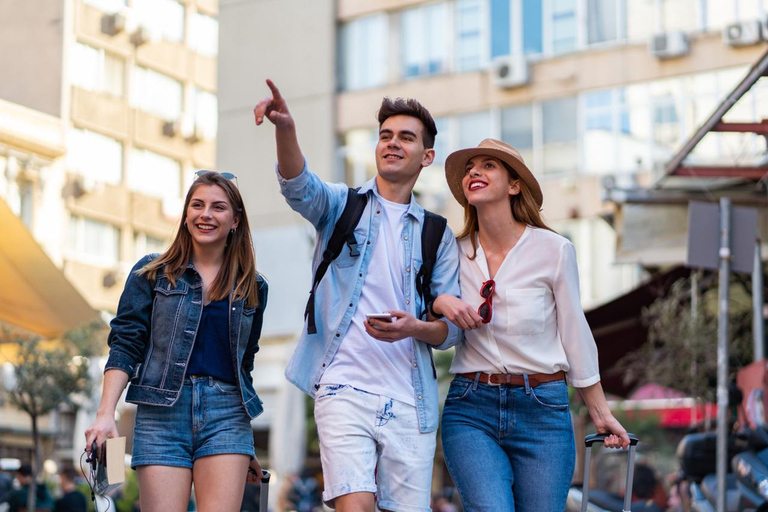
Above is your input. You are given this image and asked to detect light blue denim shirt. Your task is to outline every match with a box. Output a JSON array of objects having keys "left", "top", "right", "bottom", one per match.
[{"left": 279, "top": 163, "right": 461, "bottom": 433}]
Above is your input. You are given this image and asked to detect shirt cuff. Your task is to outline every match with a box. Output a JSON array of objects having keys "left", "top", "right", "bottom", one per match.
[
  {"left": 568, "top": 374, "right": 601, "bottom": 388},
  {"left": 274, "top": 159, "right": 309, "bottom": 190}
]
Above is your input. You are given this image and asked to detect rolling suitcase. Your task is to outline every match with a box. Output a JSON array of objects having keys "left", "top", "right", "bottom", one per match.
[
  {"left": 260, "top": 469, "right": 271, "bottom": 511},
  {"left": 580, "top": 433, "right": 640, "bottom": 512}
]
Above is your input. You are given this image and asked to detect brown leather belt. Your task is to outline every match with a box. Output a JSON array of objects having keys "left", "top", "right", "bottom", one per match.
[{"left": 458, "top": 371, "right": 566, "bottom": 387}]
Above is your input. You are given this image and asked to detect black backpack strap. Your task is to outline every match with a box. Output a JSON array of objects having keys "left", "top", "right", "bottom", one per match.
[
  {"left": 304, "top": 187, "right": 368, "bottom": 334},
  {"left": 415, "top": 210, "right": 447, "bottom": 316}
]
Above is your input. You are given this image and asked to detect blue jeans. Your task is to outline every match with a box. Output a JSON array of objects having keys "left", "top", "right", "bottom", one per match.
[{"left": 440, "top": 376, "right": 575, "bottom": 512}]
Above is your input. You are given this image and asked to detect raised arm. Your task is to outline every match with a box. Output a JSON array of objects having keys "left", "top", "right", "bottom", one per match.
[{"left": 253, "top": 79, "right": 304, "bottom": 179}]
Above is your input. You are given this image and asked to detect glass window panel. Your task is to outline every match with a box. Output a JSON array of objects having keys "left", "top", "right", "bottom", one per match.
[
  {"left": 70, "top": 43, "right": 124, "bottom": 97},
  {"left": 455, "top": 0, "right": 483, "bottom": 72},
  {"left": 69, "top": 216, "right": 121, "bottom": 265},
  {"left": 402, "top": 3, "right": 449, "bottom": 78},
  {"left": 584, "top": 90, "right": 616, "bottom": 173},
  {"left": 661, "top": 0, "right": 699, "bottom": 33},
  {"left": 189, "top": 12, "right": 218, "bottom": 57},
  {"left": 131, "top": 66, "right": 183, "bottom": 121},
  {"left": 192, "top": 87, "right": 218, "bottom": 139},
  {"left": 339, "top": 14, "right": 388, "bottom": 90},
  {"left": 500, "top": 104, "right": 534, "bottom": 167},
  {"left": 133, "top": 0, "right": 184, "bottom": 43},
  {"left": 491, "top": 0, "right": 511, "bottom": 57},
  {"left": 542, "top": 96, "right": 578, "bottom": 174},
  {"left": 128, "top": 148, "right": 182, "bottom": 202},
  {"left": 626, "top": 0, "right": 657, "bottom": 41},
  {"left": 704, "top": 0, "right": 736, "bottom": 30},
  {"left": 523, "top": 0, "right": 543, "bottom": 54},
  {"left": 552, "top": 0, "right": 577, "bottom": 54},
  {"left": 68, "top": 129, "right": 123, "bottom": 185},
  {"left": 83, "top": 0, "right": 125, "bottom": 13},
  {"left": 342, "top": 129, "right": 377, "bottom": 185},
  {"left": 457, "top": 111, "right": 492, "bottom": 149},
  {"left": 587, "top": 0, "right": 619, "bottom": 44},
  {"left": 433, "top": 117, "right": 450, "bottom": 165}
]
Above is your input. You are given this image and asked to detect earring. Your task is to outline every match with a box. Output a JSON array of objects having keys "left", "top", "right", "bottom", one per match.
[
  {"left": 230, "top": 227, "right": 237, "bottom": 235},
  {"left": 183, "top": 221, "right": 187, "bottom": 229}
]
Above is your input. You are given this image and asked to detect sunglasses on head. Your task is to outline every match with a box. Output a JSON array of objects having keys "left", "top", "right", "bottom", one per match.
[
  {"left": 477, "top": 279, "right": 495, "bottom": 324},
  {"left": 195, "top": 170, "right": 238, "bottom": 187}
]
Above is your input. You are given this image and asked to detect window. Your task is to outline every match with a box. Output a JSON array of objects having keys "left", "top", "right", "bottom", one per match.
[
  {"left": 626, "top": 0, "right": 657, "bottom": 41},
  {"left": 342, "top": 129, "right": 377, "bottom": 185},
  {"left": 490, "top": 0, "right": 511, "bottom": 58},
  {"left": 189, "top": 12, "right": 218, "bottom": 57},
  {"left": 128, "top": 148, "right": 182, "bottom": 203},
  {"left": 456, "top": 111, "right": 492, "bottom": 149},
  {"left": 551, "top": 0, "right": 578, "bottom": 54},
  {"left": 432, "top": 117, "right": 451, "bottom": 165},
  {"left": 190, "top": 87, "right": 218, "bottom": 140},
  {"left": 339, "top": 14, "right": 388, "bottom": 91},
  {"left": 83, "top": 0, "right": 125, "bottom": 14},
  {"left": 402, "top": 3, "right": 449, "bottom": 78},
  {"left": 587, "top": 0, "right": 622, "bottom": 44},
  {"left": 68, "top": 216, "right": 121, "bottom": 266},
  {"left": 71, "top": 43, "right": 124, "bottom": 97},
  {"left": 68, "top": 129, "right": 123, "bottom": 185},
  {"left": 134, "top": 232, "right": 167, "bottom": 260},
  {"left": 133, "top": 0, "right": 185, "bottom": 43},
  {"left": 541, "top": 96, "right": 578, "bottom": 174},
  {"left": 455, "top": 0, "right": 484, "bottom": 72},
  {"left": 583, "top": 89, "right": 636, "bottom": 174},
  {"left": 501, "top": 104, "right": 534, "bottom": 169},
  {"left": 659, "top": 0, "right": 700, "bottom": 33},
  {"left": 523, "top": 0, "right": 544, "bottom": 55},
  {"left": 131, "top": 66, "right": 183, "bottom": 121}
]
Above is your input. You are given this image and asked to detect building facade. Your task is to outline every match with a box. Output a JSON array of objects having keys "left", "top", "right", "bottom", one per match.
[{"left": 0, "top": 0, "right": 220, "bottom": 467}]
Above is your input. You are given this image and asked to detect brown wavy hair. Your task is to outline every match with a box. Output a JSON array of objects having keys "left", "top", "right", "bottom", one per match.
[
  {"left": 138, "top": 172, "right": 259, "bottom": 307},
  {"left": 457, "top": 161, "right": 554, "bottom": 260}
]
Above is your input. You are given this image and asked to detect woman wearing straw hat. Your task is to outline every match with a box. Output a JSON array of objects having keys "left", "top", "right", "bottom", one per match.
[{"left": 430, "top": 139, "right": 629, "bottom": 511}]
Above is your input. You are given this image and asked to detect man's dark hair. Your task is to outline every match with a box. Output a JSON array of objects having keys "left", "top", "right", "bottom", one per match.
[
  {"left": 60, "top": 466, "right": 79, "bottom": 481},
  {"left": 632, "top": 464, "right": 658, "bottom": 500},
  {"left": 377, "top": 97, "right": 438, "bottom": 149},
  {"left": 17, "top": 464, "right": 32, "bottom": 477}
]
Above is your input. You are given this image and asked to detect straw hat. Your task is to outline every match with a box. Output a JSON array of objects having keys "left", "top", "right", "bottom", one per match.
[{"left": 444, "top": 138, "right": 543, "bottom": 208}]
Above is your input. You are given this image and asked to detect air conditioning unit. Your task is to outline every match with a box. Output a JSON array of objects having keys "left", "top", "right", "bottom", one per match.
[
  {"left": 491, "top": 55, "right": 530, "bottom": 89},
  {"left": 162, "top": 120, "right": 178, "bottom": 137},
  {"left": 724, "top": 21, "right": 763, "bottom": 47},
  {"left": 649, "top": 32, "right": 690, "bottom": 59},
  {"left": 130, "top": 25, "right": 151, "bottom": 46},
  {"left": 185, "top": 125, "right": 205, "bottom": 144},
  {"left": 101, "top": 12, "right": 126, "bottom": 36}
]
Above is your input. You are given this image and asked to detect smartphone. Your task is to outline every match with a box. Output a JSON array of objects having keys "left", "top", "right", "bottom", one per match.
[{"left": 365, "top": 313, "right": 393, "bottom": 323}]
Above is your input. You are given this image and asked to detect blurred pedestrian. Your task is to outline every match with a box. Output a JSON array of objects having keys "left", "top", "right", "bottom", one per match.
[
  {"left": 54, "top": 466, "right": 86, "bottom": 512},
  {"left": 8, "top": 464, "right": 54, "bottom": 512}
]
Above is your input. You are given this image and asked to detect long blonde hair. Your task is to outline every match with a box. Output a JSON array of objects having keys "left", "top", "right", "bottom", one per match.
[
  {"left": 138, "top": 172, "right": 259, "bottom": 307},
  {"left": 457, "top": 161, "right": 554, "bottom": 260}
]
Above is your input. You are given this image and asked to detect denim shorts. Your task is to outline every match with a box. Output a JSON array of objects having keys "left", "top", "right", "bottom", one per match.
[
  {"left": 131, "top": 375, "right": 255, "bottom": 469},
  {"left": 441, "top": 376, "right": 575, "bottom": 512},
  {"left": 313, "top": 384, "right": 436, "bottom": 512}
]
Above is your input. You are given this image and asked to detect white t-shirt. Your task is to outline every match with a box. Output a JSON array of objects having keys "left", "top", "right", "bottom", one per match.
[
  {"left": 319, "top": 193, "right": 415, "bottom": 405},
  {"left": 449, "top": 226, "right": 600, "bottom": 388}
]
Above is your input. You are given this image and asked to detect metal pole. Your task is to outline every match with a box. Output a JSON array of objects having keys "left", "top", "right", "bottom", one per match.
[
  {"left": 755, "top": 239, "right": 765, "bottom": 362},
  {"left": 716, "top": 197, "right": 732, "bottom": 512}
]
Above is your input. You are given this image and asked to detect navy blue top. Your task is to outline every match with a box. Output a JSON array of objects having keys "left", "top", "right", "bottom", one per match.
[{"left": 187, "top": 298, "right": 236, "bottom": 383}]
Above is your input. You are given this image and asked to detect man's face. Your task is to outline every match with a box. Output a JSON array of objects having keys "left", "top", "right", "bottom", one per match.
[{"left": 375, "top": 115, "right": 435, "bottom": 183}]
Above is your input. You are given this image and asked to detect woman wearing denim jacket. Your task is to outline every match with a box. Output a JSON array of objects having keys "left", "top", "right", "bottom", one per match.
[
  {"left": 431, "top": 140, "right": 629, "bottom": 512},
  {"left": 85, "top": 172, "right": 267, "bottom": 512}
]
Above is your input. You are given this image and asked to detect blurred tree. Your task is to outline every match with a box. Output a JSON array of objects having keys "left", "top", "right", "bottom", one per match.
[
  {"left": 1, "top": 325, "right": 95, "bottom": 512},
  {"left": 618, "top": 271, "right": 756, "bottom": 405}
]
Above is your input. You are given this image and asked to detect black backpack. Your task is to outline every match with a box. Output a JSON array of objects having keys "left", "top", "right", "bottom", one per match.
[{"left": 304, "top": 187, "right": 447, "bottom": 335}]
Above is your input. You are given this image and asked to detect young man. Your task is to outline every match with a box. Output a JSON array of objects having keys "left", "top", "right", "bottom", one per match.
[{"left": 254, "top": 80, "right": 460, "bottom": 512}]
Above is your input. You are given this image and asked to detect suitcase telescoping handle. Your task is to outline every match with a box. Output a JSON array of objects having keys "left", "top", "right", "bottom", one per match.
[
  {"left": 260, "top": 469, "right": 271, "bottom": 512},
  {"left": 580, "top": 433, "right": 639, "bottom": 512}
]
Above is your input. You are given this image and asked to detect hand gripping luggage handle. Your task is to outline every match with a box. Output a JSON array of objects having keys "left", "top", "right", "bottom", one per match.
[
  {"left": 260, "top": 470, "right": 270, "bottom": 511},
  {"left": 580, "top": 434, "right": 639, "bottom": 512}
]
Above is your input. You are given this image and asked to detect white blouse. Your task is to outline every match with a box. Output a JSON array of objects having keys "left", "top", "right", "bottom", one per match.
[{"left": 449, "top": 226, "right": 601, "bottom": 388}]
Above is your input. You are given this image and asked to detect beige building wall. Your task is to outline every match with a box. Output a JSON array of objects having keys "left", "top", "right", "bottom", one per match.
[{"left": 0, "top": 0, "right": 65, "bottom": 117}]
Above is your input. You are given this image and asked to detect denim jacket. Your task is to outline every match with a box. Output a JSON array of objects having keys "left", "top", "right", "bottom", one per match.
[
  {"left": 279, "top": 164, "right": 461, "bottom": 433},
  {"left": 104, "top": 254, "right": 268, "bottom": 419}
]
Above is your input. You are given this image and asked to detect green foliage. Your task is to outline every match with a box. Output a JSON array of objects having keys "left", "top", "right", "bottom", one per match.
[
  {"left": 4, "top": 333, "right": 92, "bottom": 419},
  {"left": 618, "top": 273, "right": 755, "bottom": 402},
  {"left": 116, "top": 470, "right": 140, "bottom": 512},
  {"left": 62, "top": 320, "right": 109, "bottom": 358}
]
